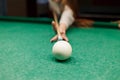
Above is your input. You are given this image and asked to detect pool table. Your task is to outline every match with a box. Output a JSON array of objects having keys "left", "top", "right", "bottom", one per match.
[{"left": 0, "top": 16, "right": 120, "bottom": 80}]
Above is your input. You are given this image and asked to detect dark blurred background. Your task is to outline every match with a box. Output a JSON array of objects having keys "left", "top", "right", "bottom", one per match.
[{"left": 0, "top": 0, "right": 120, "bottom": 21}]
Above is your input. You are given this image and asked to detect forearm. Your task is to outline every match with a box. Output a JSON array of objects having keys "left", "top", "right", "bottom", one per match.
[
  {"left": 59, "top": 5, "right": 75, "bottom": 29},
  {"left": 59, "top": 23, "right": 67, "bottom": 34}
]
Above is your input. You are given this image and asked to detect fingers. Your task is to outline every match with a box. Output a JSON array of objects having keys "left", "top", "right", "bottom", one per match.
[
  {"left": 51, "top": 21, "right": 68, "bottom": 42},
  {"left": 50, "top": 34, "right": 69, "bottom": 42},
  {"left": 50, "top": 35, "right": 58, "bottom": 42},
  {"left": 62, "top": 34, "right": 69, "bottom": 41}
]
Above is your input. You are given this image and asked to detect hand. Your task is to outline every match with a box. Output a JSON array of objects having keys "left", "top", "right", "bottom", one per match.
[{"left": 50, "top": 21, "right": 69, "bottom": 42}]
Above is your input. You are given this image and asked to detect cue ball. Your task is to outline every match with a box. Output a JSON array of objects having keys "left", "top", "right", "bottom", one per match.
[{"left": 52, "top": 41, "right": 72, "bottom": 60}]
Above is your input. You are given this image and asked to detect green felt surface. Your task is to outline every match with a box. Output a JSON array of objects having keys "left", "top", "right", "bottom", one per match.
[{"left": 0, "top": 19, "right": 120, "bottom": 80}]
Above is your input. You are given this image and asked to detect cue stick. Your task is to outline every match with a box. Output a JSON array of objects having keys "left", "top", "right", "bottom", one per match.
[{"left": 53, "top": 12, "right": 63, "bottom": 41}]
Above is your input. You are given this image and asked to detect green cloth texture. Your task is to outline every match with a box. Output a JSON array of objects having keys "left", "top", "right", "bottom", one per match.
[{"left": 0, "top": 18, "right": 120, "bottom": 80}]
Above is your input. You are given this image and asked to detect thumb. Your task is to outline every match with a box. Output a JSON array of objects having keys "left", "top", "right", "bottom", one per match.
[{"left": 50, "top": 35, "right": 58, "bottom": 42}]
